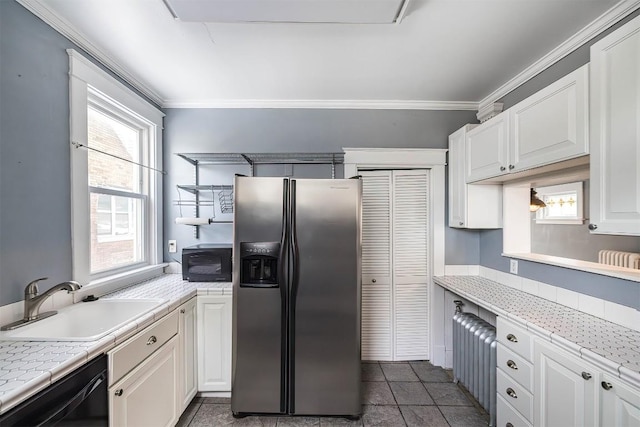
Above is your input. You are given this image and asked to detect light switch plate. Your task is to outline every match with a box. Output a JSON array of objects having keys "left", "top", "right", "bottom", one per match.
[
  {"left": 510, "top": 259, "right": 518, "bottom": 275},
  {"left": 168, "top": 240, "right": 177, "bottom": 253}
]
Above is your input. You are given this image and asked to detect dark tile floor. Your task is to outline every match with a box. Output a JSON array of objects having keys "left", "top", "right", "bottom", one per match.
[{"left": 177, "top": 361, "right": 489, "bottom": 426}]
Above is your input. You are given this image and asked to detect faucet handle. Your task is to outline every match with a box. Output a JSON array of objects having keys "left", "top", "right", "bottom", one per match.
[{"left": 25, "top": 277, "right": 48, "bottom": 297}]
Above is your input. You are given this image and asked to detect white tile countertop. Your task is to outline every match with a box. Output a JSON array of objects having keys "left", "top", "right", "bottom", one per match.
[
  {"left": 434, "top": 275, "right": 640, "bottom": 388},
  {"left": 0, "top": 274, "right": 232, "bottom": 415}
]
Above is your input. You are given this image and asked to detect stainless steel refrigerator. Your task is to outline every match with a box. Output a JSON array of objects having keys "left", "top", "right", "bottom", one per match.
[{"left": 231, "top": 176, "right": 362, "bottom": 419}]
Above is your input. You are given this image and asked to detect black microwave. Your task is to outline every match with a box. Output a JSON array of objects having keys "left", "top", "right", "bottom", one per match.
[{"left": 182, "top": 244, "right": 232, "bottom": 282}]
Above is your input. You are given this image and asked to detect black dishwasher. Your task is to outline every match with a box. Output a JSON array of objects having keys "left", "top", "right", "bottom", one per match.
[{"left": 0, "top": 354, "right": 108, "bottom": 426}]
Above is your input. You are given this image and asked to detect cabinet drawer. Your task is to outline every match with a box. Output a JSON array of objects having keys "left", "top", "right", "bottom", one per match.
[
  {"left": 109, "top": 310, "right": 178, "bottom": 385},
  {"left": 497, "top": 369, "right": 533, "bottom": 423},
  {"left": 497, "top": 343, "right": 533, "bottom": 391},
  {"left": 497, "top": 394, "right": 533, "bottom": 427},
  {"left": 497, "top": 317, "right": 533, "bottom": 362}
]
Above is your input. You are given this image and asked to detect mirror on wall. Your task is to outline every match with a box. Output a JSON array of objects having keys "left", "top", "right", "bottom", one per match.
[{"left": 530, "top": 179, "right": 640, "bottom": 271}]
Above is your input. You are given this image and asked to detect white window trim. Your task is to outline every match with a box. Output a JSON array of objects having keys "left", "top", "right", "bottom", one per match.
[
  {"left": 535, "top": 182, "right": 585, "bottom": 225},
  {"left": 68, "top": 49, "right": 164, "bottom": 294}
]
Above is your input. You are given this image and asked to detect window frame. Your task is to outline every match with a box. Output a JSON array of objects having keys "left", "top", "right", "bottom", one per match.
[
  {"left": 534, "top": 181, "right": 585, "bottom": 225},
  {"left": 69, "top": 49, "right": 164, "bottom": 293}
]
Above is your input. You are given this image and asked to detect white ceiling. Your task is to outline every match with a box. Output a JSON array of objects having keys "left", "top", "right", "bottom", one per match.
[{"left": 21, "top": 0, "right": 631, "bottom": 109}]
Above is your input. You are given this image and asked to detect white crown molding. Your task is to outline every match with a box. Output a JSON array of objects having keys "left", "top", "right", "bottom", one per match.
[
  {"left": 478, "top": 0, "right": 640, "bottom": 112},
  {"left": 476, "top": 102, "right": 504, "bottom": 123},
  {"left": 162, "top": 99, "right": 479, "bottom": 110},
  {"left": 17, "top": 0, "right": 165, "bottom": 107}
]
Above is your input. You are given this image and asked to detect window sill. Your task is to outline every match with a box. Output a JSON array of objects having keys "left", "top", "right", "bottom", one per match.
[
  {"left": 503, "top": 252, "right": 640, "bottom": 283},
  {"left": 74, "top": 264, "right": 168, "bottom": 301}
]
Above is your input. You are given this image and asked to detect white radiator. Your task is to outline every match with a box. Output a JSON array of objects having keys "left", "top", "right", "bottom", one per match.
[
  {"left": 453, "top": 302, "right": 496, "bottom": 427},
  {"left": 598, "top": 250, "right": 640, "bottom": 269}
]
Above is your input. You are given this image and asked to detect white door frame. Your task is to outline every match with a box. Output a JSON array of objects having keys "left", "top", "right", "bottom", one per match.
[{"left": 343, "top": 148, "right": 447, "bottom": 365}]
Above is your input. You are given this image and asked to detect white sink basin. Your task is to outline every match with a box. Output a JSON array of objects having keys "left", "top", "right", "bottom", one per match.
[{"left": 0, "top": 298, "right": 166, "bottom": 341}]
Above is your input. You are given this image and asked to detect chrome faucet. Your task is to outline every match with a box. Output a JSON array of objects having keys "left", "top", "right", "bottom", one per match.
[{"left": 23, "top": 277, "right": 82, "bottom": 321}]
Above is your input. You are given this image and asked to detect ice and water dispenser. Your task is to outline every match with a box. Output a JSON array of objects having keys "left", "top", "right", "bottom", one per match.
[{"left": 239, "top": 242, "right": 280, "bottom": 288}]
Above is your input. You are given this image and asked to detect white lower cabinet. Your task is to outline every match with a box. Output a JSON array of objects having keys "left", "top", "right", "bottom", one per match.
[
  {"left": 534, "top": 338, "right": 598, "bottom": 427},
  {"left": 110, "top": 336, "right": 180, "bottom": 427},
  {"left": 197, "top": 294, "right": 232, "bottom": 392},
  {"left": 600, "top": 375, "right": 640, "bottom": 427},
  {"left": 178, "top": 298, "right": 198, "bottom": 411}
]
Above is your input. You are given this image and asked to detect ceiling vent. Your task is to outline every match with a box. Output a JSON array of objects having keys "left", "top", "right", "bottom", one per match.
[{"left": 162, "top": 0, "right": 411, "bottom": 24}]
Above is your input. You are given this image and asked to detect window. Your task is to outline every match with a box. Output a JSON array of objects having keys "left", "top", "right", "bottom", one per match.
[
  {"left": 69, "top": 50, "right": 164, "bottom": 287},
  {"left": 534, "top": 182, "right": 584, "bottom": 225}
]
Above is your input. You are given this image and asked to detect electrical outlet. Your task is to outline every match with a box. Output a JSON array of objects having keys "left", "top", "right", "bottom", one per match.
[
  {"left": 168, "top": 240, "right": 177, "bottom": 253},
  {"left": 510, "top": 259, "right": 518, "bottom": 275}
]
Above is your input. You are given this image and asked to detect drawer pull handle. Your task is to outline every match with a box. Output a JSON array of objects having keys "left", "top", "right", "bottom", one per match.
[
  {"left": 581, "top": 372, "right": 592, "bottom": 380},
  {"left": 506, "top": 388, "right": 517, "bottom": 399},
  {"left": 506, "top": 334, "right": 518, "bottom": 343},
  {"left": 180, "top": 309, "right": 185, "bottom": 314},
  {"left": 506, "top": 423, "right": 514, "bottom": 427},
  {"left": 506, "top": 360, "right": 518, "bottom": 370},
  {"left": 372, "top": 279, "right": 376, "bottom": 283},
  {"left": 500, "top": 166, "right": 506, "bottom": 171},
  {"left": 114, "top": 389, "right": 123, "bottom": 397},
  {"left": 508, "top": 164, "right": 515, "bottom": 170},
  {"left": 601, "top": 381, "right": 613, "bottom": 391},
  {"left": 147, "top": 335, "right": 157, "bottom": 345}
]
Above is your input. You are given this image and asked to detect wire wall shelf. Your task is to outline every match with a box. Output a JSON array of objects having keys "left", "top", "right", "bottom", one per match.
[{"left": 174, "top": 152, "right": 344, "bottom": 238}]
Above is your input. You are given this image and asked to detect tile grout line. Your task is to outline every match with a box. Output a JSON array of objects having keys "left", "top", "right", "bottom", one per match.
[
  {"left": 381, "top": 362, "right": 409, "bottom": 426},
  {"left": 408, "top": 361, "right": 453, "bottom": 427}
]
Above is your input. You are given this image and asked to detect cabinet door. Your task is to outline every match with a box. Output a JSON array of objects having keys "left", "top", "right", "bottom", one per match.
[
  {"left": 449, "top": 126, "right": 469, "bottom": 228},
  {"left": 533, "top": 339, "right": 598, "bottom": 427},
  {"left": 590, "top": 15, "right": 640, "bottom": 235},
  {"left": 466, "top": 112, "right": 510, "bottom": 182},
  {"left": 449, "top": 125, "right": 502, "bottom": 229},
  {"left": 197, "top": 294, "right": 232, "bottom": 391},
  {"left": 510, "top": 64, "right": 589, "bottom": 172},
  {"left": 110, "top": 337, "right": 179, "bottom": 427},
  {"left": 360, "top": 171, "right": 393, "bottom": 360},
  {"left": 178, "top": 298, "right": 197, "bottom": 411},
  {"left": 600, "top": 374, "right": 640, "bottom": 427}
]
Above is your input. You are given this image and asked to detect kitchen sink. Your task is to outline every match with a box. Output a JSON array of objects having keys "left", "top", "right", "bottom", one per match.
[{"left": 0, "top": 298, "right": 166, "bottom": 341}]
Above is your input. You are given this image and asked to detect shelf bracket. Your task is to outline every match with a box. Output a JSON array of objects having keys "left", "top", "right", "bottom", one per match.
[{"left": 241, "top": 154, "right": 254, "bottom": 176}]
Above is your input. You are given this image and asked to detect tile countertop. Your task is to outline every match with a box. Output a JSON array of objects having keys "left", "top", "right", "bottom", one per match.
[
  {"left": 0, "top": 274, "right": 232, "bottom": 415},
  {"left": 434, "top": 275, "right": 640, "bottom": 388}
]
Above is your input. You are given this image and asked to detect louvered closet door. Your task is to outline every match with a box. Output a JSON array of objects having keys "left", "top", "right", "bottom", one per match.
[
  {"left": 392, "top": 170, "right": 429, "bottom": 360},
  {"left": 360, "top": 171, "right": 393, "bottom": 361}
]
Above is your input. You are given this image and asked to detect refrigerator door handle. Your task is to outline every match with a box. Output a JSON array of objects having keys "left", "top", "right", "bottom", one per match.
[
  {"left": 288, "top": 179, "right": 300, "bottom": 413},
  {"left": 290, "top": 179, "right": 299, "bottom": 297},
  {"left": 278, "top": 179, "right": 289, "bottom": 290},
  {"left": 278, "top": 178, "right": 289, "bottom": 413}
]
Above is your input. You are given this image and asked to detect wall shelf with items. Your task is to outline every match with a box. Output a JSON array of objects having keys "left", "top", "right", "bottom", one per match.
[{"left": 174, "top": 152, "right": 344, "bottom": 237}]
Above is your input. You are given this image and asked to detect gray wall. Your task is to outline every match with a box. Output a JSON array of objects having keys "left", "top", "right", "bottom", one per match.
[
  {"left": 479, "top": 8, "right": 640, "bottom": 310},
  {"left": 531, "top": 181, "right": 640, "bottom": 262},
  {"left": 480, "top": 229, "right": 640, "bottom": 310},
  {"left": 0, "top": 1, "right": 159, "bottom": 305},
  {"left": 163, "top": 108, "right": 479, "bottom": 260},
  {"left": 1, "top": 1, "right": 75, "bottom": 306}
]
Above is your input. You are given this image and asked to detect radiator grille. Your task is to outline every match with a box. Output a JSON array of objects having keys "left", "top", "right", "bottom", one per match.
[
  {"left": 598, "top": 250, "right": 640, "bottom": 269},
  {"left": 453, "top": 311, "right": 496, "bottom": 427}
]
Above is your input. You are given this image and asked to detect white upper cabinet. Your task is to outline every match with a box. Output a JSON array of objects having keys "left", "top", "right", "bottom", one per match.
[
  {"left": 449, "top": 125, "right": 502, "bottom": 228},
  {"left": 466, "top": 112, "right": 510, "bottom": 182},
  {"left": 466, "top": 64, "right": 589, "bottom": 183},
  {"left": 510, "top": 64, "right": 589, "bottom": 172},
  {"left": 589, "top": 15, "right": 640, "bottom": 236}
]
